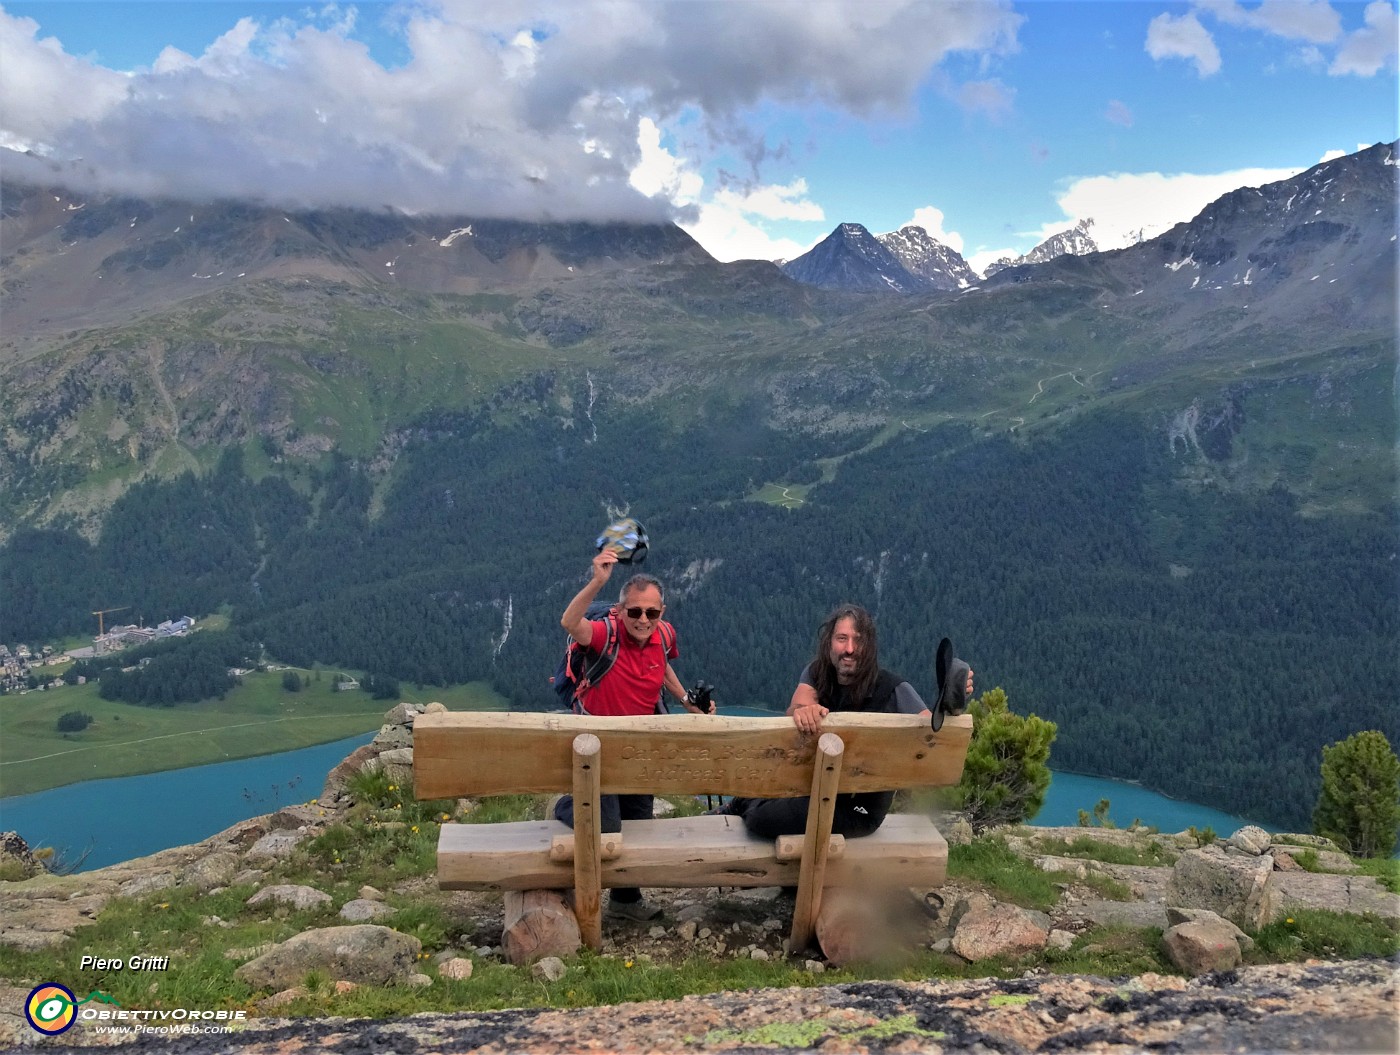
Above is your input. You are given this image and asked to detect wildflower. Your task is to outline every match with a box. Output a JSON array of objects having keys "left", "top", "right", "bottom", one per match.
[
  {"left": 624, "top": 959, "right": 634, "bottom": 968},
  {"left": 411, "top": 825, "right": 419, "bottom": 833},
  {"left": 388, "top": 785, "right": 397, "bottom": 792},
  {"left": 155, "top": 903, "right": 170, "bottom": 910},
  {"left": 1286, "top": 917, "right": 1295, "bottom": 925}
]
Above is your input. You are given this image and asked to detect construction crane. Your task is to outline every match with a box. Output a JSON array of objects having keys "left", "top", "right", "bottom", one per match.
[{"left": 92, "top": 607, "right": 130, "bottom": 638}]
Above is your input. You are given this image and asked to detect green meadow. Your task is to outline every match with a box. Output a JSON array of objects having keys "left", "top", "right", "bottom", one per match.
[{"left": 0, "top": 672, "right": 508, "bottom": 798}]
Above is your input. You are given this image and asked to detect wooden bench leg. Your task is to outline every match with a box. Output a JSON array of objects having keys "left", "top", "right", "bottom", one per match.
[
  {"left": 789, "top": 732, "right": 844, "bottom": 954},
  {"left": 571, "top": 732, "right": 604, "bottom": 952},
  {"left": 502, "top": 890, "right": 581, "bottom": 965}
]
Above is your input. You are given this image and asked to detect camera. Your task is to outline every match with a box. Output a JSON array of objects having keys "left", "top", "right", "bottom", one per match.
[{"left": 690, "top": 681, "right": 714, "bottom": 714}]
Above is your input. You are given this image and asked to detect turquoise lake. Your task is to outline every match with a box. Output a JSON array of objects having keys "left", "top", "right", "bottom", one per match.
[{"left": 0, "top": 716, "right": 1269, "bottom": 872}]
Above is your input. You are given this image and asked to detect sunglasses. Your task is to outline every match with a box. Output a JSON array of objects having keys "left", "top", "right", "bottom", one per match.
[{"left": 624, "top": 606, "right": 663, "bottom": 620}]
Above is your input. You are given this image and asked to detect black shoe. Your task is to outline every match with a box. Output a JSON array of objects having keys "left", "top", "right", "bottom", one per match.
[{"left": 933, "top": 638, "right": 971, "bottom": 731}]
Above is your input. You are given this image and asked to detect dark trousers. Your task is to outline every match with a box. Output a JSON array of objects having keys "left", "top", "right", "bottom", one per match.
[
  {"left": 730, "top": 790, "right": 895, "bottom": 840},
  {"left": 553, "top": 793, "right": 654, "bottom": 903}
]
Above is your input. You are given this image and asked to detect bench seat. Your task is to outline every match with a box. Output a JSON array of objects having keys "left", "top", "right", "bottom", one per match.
[
  {"left": 438, "top": 813, "right": 948, "bottom": 891},
  {"left": 415, "top": 711, "right": 971, "bottom": 958}
]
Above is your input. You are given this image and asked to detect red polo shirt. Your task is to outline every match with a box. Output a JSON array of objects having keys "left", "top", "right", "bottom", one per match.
[{"left": 579, "top": 617, "right": 678, "bottom": 717}]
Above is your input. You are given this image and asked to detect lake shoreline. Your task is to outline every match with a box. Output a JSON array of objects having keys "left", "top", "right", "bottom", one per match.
[{"left": 1, "top": 702, "right": 1275, "bottom": 872}]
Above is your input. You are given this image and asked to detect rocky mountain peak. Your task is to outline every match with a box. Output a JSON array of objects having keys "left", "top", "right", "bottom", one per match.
[
  {"left": 984, "top": 218, "right": 1101, "bottom": 278},
  {"left": 875, "top": 225, "right": 977, "bottom": 290},
  {"left": 780, "top": 222, "right": 936, "bottom": 293}
]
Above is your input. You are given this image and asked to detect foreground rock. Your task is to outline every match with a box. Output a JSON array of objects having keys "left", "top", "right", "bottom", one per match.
[
  {"left": 50, "top": 960, "right": 1398, "bottom": 1053},
  {"left": 233, "top": 925, "right": 422, "bottom": 989}
]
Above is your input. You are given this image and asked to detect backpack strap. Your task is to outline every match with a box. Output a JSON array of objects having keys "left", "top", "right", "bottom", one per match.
[
  {"left": 571, "top": 610, "right": 622, "bottom": 714},
  {"left": 653, "top": 620, "right": 678, "bottom": 714}
]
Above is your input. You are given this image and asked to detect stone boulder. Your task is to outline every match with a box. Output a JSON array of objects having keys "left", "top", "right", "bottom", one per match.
[
  {"left": 234, "top": 925, "right": 421, "bottom": 989},
  {"left": 1274, "top": 872, "right": 1400, "bottom": 919},
  {"left": 1311, "top": 850, "right": 1359, "bottom": 874},
  {"left": 339, "top": 898, "right": 394, "bottom": 922},
  {"left": 374, "top": 747, "right": 415, "bottom": 786},
  {"left": 247, "top": 885, "right": 333, "bottom": 912},
  {"left": 0, "top": 832, "right": 45, "bottom": 880},
  {"left": 319, "top": 703, "right": 424, "bottom": 804},
  {"left": 321, "top": 743, "right": 380, "bottom": 803},
  {"left": 951, "top": 899, "right": 1049, "bottom": 962},
  {"left": 1167, "top": 846, "right": 1280, "bottom": 930},
  {"left": 1166, "top": 906, "right": 1254, "bottom": 952},
  {"left": 382, "top": 702, "right": 422, "bottom": 727},
  {"left": 1162, "top": 916, "right": 1244, "bottom": 975},
  {"left": 371, "top": 722, "right": 414, "bottom": 751},
  {"left": 269, "top": 805, "right": 325, "bottom": 831},
  {"left": 183, "top": 852, "right": 240, "bottom": 892},
  {"left": 1270, "top": 850, "right": 1304, "bottom": 872},
  {"left": 1227, "top": 826, "right": 1272, "bottom": 856},
  {"left": 246, "top": 831, "right": 311, "bottom": 862},
  {"left": 1272, "top": 833, "right": 1341, "bottom": 852}
]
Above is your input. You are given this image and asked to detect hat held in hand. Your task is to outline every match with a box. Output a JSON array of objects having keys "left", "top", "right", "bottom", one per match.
[{"left": 596, "top": 517, "right": 648, "bottom": 564}]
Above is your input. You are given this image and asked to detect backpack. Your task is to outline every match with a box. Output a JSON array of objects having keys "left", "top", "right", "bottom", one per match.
[{"left": 550, "top": 600, "right": 677, "bottom": 714}]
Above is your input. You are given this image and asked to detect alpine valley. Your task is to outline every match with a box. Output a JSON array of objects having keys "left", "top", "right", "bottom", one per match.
[{"left": 1, "top": 143, "right": 1395, "bottom": 831}]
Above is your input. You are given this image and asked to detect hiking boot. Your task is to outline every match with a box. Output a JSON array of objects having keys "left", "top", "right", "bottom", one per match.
[{"left": 607, "top": 898, "right": 662, "bottom": 922}]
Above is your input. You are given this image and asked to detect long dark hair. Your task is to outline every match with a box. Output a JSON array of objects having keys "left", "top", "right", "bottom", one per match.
[{"left": 811, "top": 603, "right": 879, "bottom": 707}]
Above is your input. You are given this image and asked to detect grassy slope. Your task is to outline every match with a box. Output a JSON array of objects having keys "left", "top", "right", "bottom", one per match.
[{"left": 0, "top": 672, "right": 508, "bottom": 798}]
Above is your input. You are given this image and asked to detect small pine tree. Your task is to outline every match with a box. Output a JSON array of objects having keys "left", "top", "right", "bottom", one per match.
[
  {"left": 1313, "top": 730, "right": 1400, "bottom": 859},
  {"left": 281, "top": 670, "right": 303, "bottom": 693},
  {"left": 949, "top": 687, "right": 1057, "bottom": 833}
]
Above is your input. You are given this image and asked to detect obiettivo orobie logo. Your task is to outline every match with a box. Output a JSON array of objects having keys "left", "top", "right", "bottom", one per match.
[{"left": 24, "top": 984, "right": 121, "bottom": 1035}]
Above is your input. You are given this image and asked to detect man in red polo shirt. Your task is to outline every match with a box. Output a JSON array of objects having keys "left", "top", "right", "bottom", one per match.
[{"left": 554, "top": 548, "right": 714, "bottom": 921}]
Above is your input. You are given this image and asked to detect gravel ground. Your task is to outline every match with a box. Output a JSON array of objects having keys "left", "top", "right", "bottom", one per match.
[{"left": 14, "top": 958, "right": 1396, "bottom": 1054}]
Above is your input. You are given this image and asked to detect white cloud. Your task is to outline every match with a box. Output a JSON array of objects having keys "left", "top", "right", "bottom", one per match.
[
  {"left": 967, "top": 246, "right": 1018, "bottom": 276},
  {"left": 629, "top": 117, "right": 703, "bottom": 204},
  {"left": 0, "top": 12, "right": 129, "bottom": 150},
  {"left": 1195, "top": 0, "right": 1342, "bottom": 43},
  {"left": 0, "top": 1, "right": 1024, "bottom": 220},
  {"left": 1330, "top": 0, "right": 1399, "bottom": 75},
  {"left": 682, "top": 201, "right": 822, "bottom": 263},
  {"left": 1036, "top": 162, "right": 1315, "bottom": 250},
  {"left": 895, "top": 206, "right": 965, "bottom": 253},
  {"left": 1146, "top": 11, "right": 1223, "bottom": 76},
  {"left": 1179, "top": 0, "right": 1394, "bottom": 77},
  {"left": 714, "top": 180, "right": 825, "bottom": 223},
  {"left": 628, "top": 117, "right": 824, "bottom": 261}
]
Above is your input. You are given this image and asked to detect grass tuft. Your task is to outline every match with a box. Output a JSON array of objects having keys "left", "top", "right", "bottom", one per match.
[
  {"left": 1033, "top": 835, "right": 1177, "bottom": 868},
  {"left": 1249, "top": 909, "right": 1400, "bottom": 962}
]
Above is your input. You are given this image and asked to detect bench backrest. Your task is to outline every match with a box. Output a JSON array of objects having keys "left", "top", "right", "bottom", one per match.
[{"left": 413, "top": 711, "right": 973, "bottom": 800}]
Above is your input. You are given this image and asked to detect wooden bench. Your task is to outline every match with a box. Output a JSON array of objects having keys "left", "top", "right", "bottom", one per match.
[{"left": 413, "top": 710, "right": 972, "bottom": 963}]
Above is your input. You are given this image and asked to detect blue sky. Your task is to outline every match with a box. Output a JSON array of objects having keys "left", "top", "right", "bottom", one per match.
[{"left": 1, "top": 1, "right": 1395, "bottom": 272}]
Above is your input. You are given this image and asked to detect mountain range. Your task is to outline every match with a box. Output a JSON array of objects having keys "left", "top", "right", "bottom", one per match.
[
  {"left": 778, "top": 216, "right": 1105, "bottom": 293},
  {"left": 1, "top": 141, "right": 1395, "bottom": 831},
  {"left": 5, "top": 140, "right": 1394, "bottom": 533}
]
